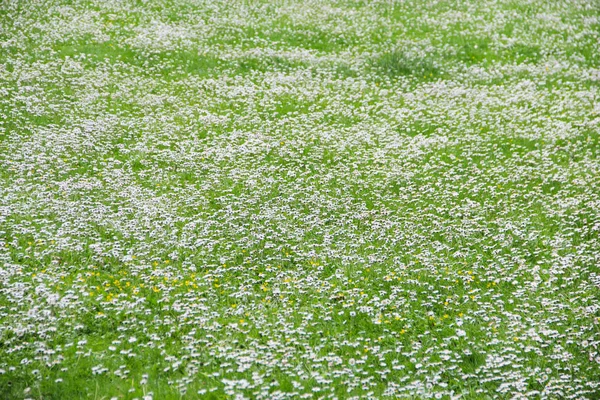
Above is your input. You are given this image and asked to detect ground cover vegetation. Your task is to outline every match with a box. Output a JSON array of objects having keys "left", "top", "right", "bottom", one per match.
[{"left": 1, "top": 0, "right": 600, "bottom": 398}]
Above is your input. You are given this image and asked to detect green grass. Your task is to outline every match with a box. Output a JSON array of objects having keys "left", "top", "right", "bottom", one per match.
[
  {"left": 1, "top": 0, "right": 600, "bottom": 399},
  {"left": 372, "top": 50, "right": 440, "bottom": 79}
]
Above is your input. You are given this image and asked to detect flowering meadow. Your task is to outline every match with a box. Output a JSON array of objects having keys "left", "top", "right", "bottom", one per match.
[{"left": 1, "top": 0, "right": 600, "bottom": 398}]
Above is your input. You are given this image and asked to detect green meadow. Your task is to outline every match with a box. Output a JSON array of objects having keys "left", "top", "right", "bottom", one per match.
[{"left": 1, "top": 0, "right": 599, "bottom": 398}]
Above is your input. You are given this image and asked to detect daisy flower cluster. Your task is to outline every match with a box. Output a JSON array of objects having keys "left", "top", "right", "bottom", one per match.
[{"left": 1, "top": 0, "right": 599, "bottom": 398}]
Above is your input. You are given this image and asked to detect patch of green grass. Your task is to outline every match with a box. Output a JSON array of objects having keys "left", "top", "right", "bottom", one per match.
[{"left": 372, "top": 50, "right": 440, "bottom": 79}]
